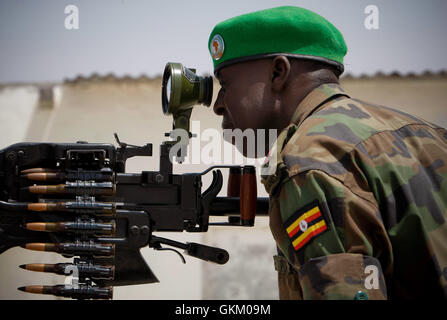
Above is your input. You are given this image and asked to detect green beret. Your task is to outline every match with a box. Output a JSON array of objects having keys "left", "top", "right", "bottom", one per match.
[{"left": 208, "top": 6, "right": 347, "bottom": 74}]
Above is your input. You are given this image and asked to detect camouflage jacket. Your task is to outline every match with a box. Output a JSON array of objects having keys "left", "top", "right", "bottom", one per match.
[{"left": 261, "top": 83, "right": 447, "bottom": 300}]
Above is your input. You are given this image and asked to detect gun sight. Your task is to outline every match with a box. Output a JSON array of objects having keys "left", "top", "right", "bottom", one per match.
[{"left": 161, "top": 62, "right": 213, "bottom": 134}]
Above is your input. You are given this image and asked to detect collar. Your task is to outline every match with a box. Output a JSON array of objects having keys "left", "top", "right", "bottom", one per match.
[
  {"left": 290, "top": 82, "right": 349, "bottom": 127},
  {"left": 261, "top": 83, "right": 349, "bottom": 194}
]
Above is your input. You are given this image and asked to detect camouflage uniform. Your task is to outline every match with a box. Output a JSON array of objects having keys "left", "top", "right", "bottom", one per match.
[{"left": 261, "top": 83, "right": 447, "bottom": 300}]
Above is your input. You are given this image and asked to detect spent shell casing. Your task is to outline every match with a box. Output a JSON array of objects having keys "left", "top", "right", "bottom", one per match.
[
  {"left": 21, "top": 242, "right": 115, "bottom": 257},
  {"left": 20, "top": 263, "right": 115, "bottom": 280},
  {"left": 18, "top": 284, "right": 113, "bottom": 299}
]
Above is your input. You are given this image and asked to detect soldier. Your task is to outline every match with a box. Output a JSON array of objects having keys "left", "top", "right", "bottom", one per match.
[{"left": 208, "top": 6, "right": 447, "bottom": 299}]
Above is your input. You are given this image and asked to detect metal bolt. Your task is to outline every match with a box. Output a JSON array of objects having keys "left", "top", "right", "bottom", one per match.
[
  {"left": 130, "top": 225, "right": 140, "bottom": 235},
  {"left": 17, "top": 150, "right": 24, "bottom": 157},
  {"left": 6, "top": 151, "right": 17, "bottom": 162},
  {"left": 354, "top": 290, "right": 368, "bottom": 300},
  {"left": 140, "top": 226, "right": 149, "bottom": 235},
  {"left": 155, "top": 174, "right": 164, "bottom": 183}
]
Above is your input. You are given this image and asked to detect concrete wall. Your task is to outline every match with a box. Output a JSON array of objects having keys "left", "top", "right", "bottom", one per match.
[
  {"left": 0, "top": 75, "right": 446, "bottom": 299},
  {"left": 341, "top": 76, "right": 447, "bottom": 128},
  {"left": 0, "top": 85, "right": 67, "bottom": 300}
]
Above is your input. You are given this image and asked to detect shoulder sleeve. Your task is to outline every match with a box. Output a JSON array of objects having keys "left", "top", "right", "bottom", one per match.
[{"left": 271, "top": 169, "right": 391, "bottom": 299}]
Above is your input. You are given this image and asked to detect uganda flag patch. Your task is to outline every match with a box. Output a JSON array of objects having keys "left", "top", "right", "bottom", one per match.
[{"left": 284, "top": 202, "right": 328, "bottom": 252}]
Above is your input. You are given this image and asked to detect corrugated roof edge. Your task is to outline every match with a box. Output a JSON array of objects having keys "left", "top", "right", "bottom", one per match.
[{"left": 0, "top": 70, "right": 446, "bottom": 88}]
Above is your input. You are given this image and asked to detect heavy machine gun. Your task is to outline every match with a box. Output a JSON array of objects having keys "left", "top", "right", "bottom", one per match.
[{"left": 0, "top": 63, "right": 269, "bottom": 299}]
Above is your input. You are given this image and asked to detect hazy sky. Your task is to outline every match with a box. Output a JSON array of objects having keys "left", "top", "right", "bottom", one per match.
[{"left": 1, "top": 0, "right": 446, "bottom": 83}]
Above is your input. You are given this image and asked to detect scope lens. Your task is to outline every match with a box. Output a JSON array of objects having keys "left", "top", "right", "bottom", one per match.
[
  {"left": 166, "top": 75, "right": 171, "bottom": 104},
  {"left": 162, "top": 63, "right": 173, "bottom": 114}
]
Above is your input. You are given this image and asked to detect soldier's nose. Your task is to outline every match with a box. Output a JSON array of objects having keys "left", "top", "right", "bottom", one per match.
[
  {"left": 213, "top": 90, "right": 225, "bottom": 116},
  {"left": 213, "top": 104, "right": 225, "bottom": 116}
]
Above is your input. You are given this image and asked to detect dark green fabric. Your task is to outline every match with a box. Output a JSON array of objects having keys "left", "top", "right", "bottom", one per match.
[{"left": 208, "top": 6, "right": 347, "bottom": 72}]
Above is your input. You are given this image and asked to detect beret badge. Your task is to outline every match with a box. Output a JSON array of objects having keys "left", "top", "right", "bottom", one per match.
[{"left": 210, "top": 34, "right": 225, "bottom": 61}]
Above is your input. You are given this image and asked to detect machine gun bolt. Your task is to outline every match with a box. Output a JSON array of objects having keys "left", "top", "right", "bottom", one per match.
[
  {"left": 155, "top": 174, "right": 164, "bottom": 183},
  {"left": 140, "top": 226, "right": 149, "bottom": 235},
  {"left": 130, "top": 225, "right": 140, "bottom": 235},
  {"left": 6, "top": 151, "right": 16, "bottom": 162}
]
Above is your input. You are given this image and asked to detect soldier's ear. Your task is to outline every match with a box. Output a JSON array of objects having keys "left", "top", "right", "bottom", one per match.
[{"left": 271, "top": 56, "right": 291, "bottom": 92}]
